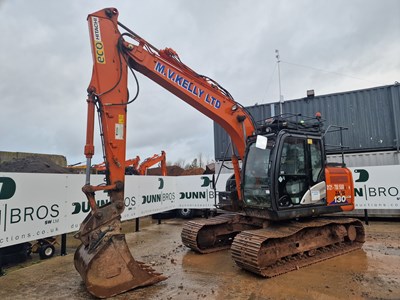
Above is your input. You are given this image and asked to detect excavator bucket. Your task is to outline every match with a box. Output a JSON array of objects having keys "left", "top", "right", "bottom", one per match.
[{"left": 74, "top": 234, "right": 167, "bottom": 298}]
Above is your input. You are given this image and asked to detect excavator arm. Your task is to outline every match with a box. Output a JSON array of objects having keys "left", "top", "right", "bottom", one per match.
[
  {"left": 138, "top": 151, "right": 167, "bottom": 176},
  {"left": 93, "top": 156, "right": 140, "bottom": 173},
  {"left": 125, "top": 155, "right": 141, "bottom": 170},
  {"left": 74, "top": 7, "right": 256, "bottom": 298},
  {"left": 88, "top": 8, "right": 256, "bottom": 196}
]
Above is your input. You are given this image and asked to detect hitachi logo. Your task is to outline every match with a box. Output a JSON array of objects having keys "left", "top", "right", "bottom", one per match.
[{"left": 92, "top": 17, "right": 101, "bottom": 41}]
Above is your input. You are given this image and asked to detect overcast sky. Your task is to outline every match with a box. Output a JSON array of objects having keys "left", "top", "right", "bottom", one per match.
[{"left": 0, "top": 0, "right": 399, "bottom": 166}]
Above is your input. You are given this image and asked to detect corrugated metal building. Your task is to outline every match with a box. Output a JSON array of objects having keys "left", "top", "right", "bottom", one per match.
[{"left": 214, "top": 84, "right": 400, "bottom": 162}]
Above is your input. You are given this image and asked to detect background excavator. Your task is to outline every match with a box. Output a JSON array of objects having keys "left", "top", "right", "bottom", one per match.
[
  {"left": 93, "top": 155, "right": 140, "bottom": 174},
  {"left": 74, "top": 8, "right": 365, "bottom": 298},
  {"left": 93, "top": 151, "right": 166, "bottom": 176},
  {"left": 138, "top": 151, "right": 167, "bottom": 176}
]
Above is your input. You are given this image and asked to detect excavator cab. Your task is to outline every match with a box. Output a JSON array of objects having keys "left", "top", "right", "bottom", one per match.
[{"left": 242, "top": 116, "right": 355, "bottom": 221}]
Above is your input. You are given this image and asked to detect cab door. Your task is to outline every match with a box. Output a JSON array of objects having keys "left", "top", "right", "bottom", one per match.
[{"left": 275, "top": 134, "right": 325, "bottom": 208}]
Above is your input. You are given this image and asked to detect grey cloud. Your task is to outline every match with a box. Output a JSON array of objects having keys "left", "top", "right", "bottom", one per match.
[{"left": 0, "top": 0, "right": 398, "bottom": 166}]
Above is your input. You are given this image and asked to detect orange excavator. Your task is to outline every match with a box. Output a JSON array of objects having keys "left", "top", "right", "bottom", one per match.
[
  {"left": 138, "top": 151, "right": 167, "bottom": 176},
  {"left": 93, "top": 152, "right": 166, "bottom": 175},
  {"left": 93, "top": 155, "right": 140, "bottom": 174},
  {"left": 74, "top": 8, "right": 365, "bottom": 298}
]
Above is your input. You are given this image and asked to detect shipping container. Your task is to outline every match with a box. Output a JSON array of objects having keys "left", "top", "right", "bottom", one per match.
[{"left": 214, "top": 84, "right": 400, "bottom": 161}]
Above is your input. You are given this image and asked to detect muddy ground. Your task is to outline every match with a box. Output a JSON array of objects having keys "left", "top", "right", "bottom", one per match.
[{"left": 0, "top": 218, "right": 399, "bottom": 300}]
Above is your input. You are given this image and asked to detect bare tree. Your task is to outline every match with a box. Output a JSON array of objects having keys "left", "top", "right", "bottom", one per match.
[
  {"left": 190, "top": 158, "right": 198, "bottom": 169},
  {"left": 174, "top": 159, "right": 186, "bottom": 168}
]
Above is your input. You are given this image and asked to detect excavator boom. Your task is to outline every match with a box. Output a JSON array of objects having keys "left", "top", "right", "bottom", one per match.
[
  {"left": 93, "top": 156, "right": 140, "bottom": 173},
  {"left": 138, "top": 151, "right": 167, "bottom": 175},
  {"left": 75, "top": 7, "right": 255, "bottom": 298}
]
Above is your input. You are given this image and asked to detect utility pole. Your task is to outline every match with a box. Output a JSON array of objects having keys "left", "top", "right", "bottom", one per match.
[{"left": 275, "top": 49, "right": 284, "bottom": 114}]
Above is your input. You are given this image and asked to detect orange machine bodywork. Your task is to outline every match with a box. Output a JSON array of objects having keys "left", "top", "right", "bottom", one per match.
[
  {"left": 75, "top": 7, "right": 358, "bottom": 298},
  {"left": 75, "top": 8, "right": 256, "bottom": 298},
  {"left": 93, "top": 156, "right": 141, "bottom": 172},
  {"left": 125, "top": 156, "right": 141, "bottom": 170},
  {"left": 138, "top": 151, "right": 167, "bottom": 176},
  {"left": 83, "top": 8, "right": 256, "bottom": 201},
  {"left": 325, "top": 166, "right": 355, "bottom": 211}
]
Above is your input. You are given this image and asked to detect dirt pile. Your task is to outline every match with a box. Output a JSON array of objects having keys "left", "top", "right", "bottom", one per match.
[
  {"left": 146, "top": 165, "right": 184, "bottom": 176},
  {"left": 0, "top": 157, "right": 74, "bottom": 174},
  {"left": 0, "top": 157, "right": 208, "bottom": 176},
  {"left": 165, "top": 165, "right": 184, "bottom": 176},
  {"left": 181, "top": 167, "right": 205, "bottom": 175},
  {"left": 146, "top": 166, "right": 205, "bottom": 176}
]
